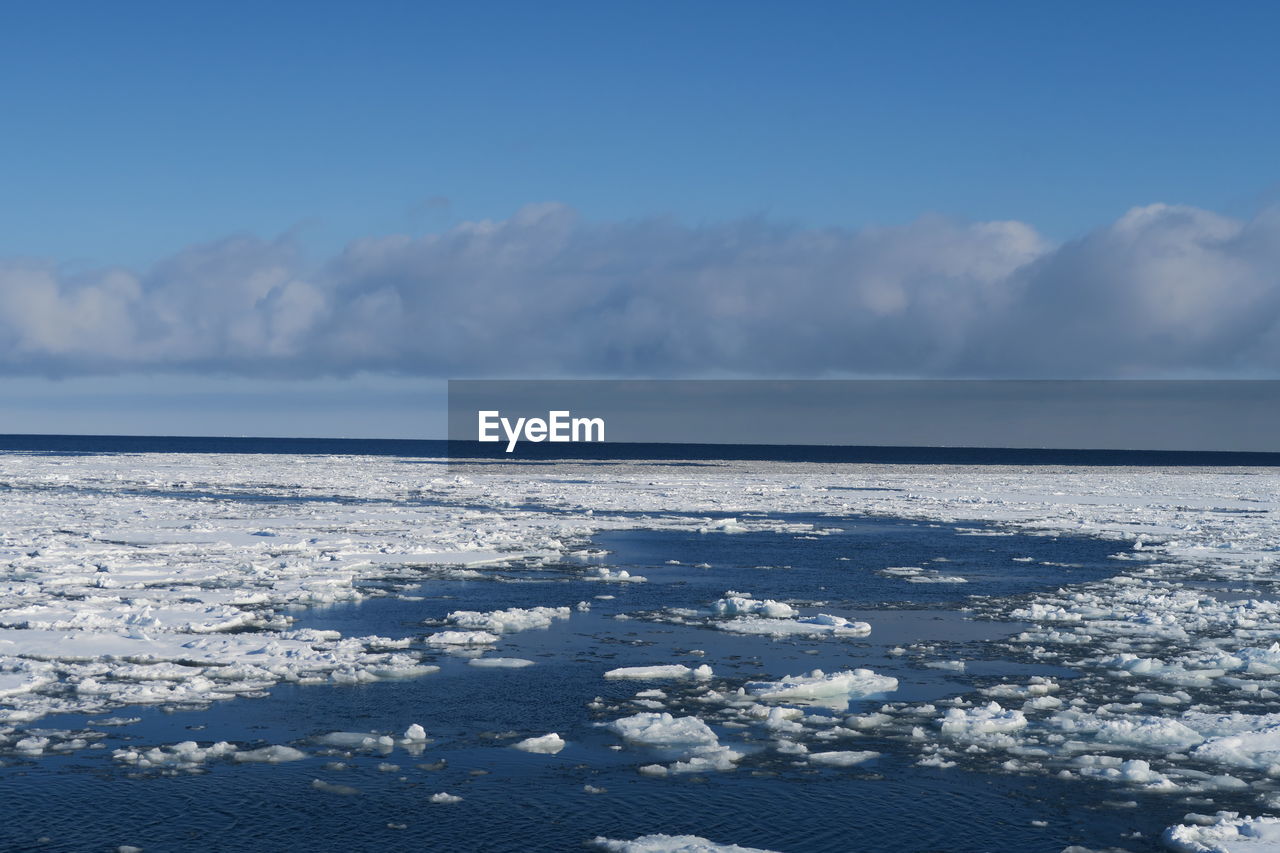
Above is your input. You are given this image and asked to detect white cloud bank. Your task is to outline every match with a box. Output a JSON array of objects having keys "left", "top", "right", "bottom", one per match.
[{"left": 1, "top": 201, "right": 1277, "bottom": 377}]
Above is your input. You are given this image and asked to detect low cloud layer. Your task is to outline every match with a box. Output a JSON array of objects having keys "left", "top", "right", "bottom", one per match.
[{"left": 2, "top": 202, "right": 1278, "bottom": 378}]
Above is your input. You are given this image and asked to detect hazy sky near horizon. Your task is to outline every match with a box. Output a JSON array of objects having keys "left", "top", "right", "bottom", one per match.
[{"left": 1, "top": 1, "right": 1278, "bottom": 436}]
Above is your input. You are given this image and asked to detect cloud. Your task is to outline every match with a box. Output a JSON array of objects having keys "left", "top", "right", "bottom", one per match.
[{"left": 1, "top": 201, "right": 1277, "bottom": 378}]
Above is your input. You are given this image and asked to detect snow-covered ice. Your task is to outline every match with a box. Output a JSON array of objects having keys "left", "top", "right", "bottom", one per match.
[
  {"left": 468, "top": 657, "right": 536, "bottom": 669},
  {"left": 746, "top": 669, "right": 898, "bottom": 703},
  {"left": 605, "top": 713, "right": 720, "bottom": 747},
  {"left": 605, "top": 665, "right": 713, "bottom": 681},
  {"left": 513, "top": 733, "right": 566, "bottom": 754},
  {"left": 5, "top": 451, "right": 1280, "bottom": 848},
  {"left": 592, "top": 835, "right": 781, "bottom": 853},
  {"left": 807, "top": 750, "right": 880, "bottom": 767},
  {"left": 1164, "top": 812, "right": 1280, "bottom": 852},
  {"left": 441, "top": 605, "right": 570, "bottom": 633}
]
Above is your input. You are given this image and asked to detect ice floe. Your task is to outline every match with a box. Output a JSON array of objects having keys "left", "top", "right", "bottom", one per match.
[
  {"left": 468, "top": 657, "right": 536, "bottom": 668},
  {"left": 591, "top": 835, "right": 780, "bottom": 853},
  {"left": 440, "top": 605, "right": 570, "bottom": 633},
  {"left": 605, "top": 665, "right": 714, "bottom": 681},
  {"left": 746, "top": 669, "right": 898, "bottom": 704},
  {"left": 6, "top": 449, "right": 1280, "bottom": 843},
  {"left": 656, "top": 593, "right": 871, "bottom": 639},
  {"left": 423, "top": 630, "right": 499, "bottom": 646},
  {"left": 807, "top": 750, "right": 880, "bottom": 767},
  {"left": 606, "top": 713, "right": 720, "bottom": 747},
  {"left": 513, "top": 733, "right": 566, "bottom": 754},
  {"left": 1164, "top": 812, "right": 1280, "bottom": 852}
]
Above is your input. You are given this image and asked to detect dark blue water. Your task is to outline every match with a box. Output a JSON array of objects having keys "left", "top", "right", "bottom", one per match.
[
  {"left": 3, "top": 432, "right": 1279, "bottom": 466},
  {"left": 0, "top": 514, "right": 1191, "bottom": 853}
]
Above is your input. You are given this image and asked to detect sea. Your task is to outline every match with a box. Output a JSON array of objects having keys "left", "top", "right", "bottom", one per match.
[{"left": 0, "top": 435, "right": 1272, "bottom": 852}]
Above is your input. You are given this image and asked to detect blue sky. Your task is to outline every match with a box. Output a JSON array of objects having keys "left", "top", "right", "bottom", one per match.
[
  {"left": 1, "top": 1, "right": 1278, "bottom": 436},
  {"left": 4, "top": 0, "right": 1277, "bottom": 265}
]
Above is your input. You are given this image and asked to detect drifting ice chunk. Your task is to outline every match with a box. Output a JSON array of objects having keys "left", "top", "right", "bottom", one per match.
[
  {"left": 592, "top": 835, "right": 780, "bottom": 853},
  {"left": 1192, "top": 724, "right": 1280, "bottom": 771},
  {"left": 444, "top": 606, "right": 570, "bottom": 633},
  {"left": 1093, "top": 716, "right": 1204, "bottom": 751},
  {"left": 938, "top": 703, "right": 1028, "bottom": 738},
  {"left": 513, "top": 733, "right": 566, "bottom": 754},
  {"left": 424, "top": 631, "right": 499, "bottom": 646},
  {"left": 316, "top": 732, "right": 396, "bottom": 751},
  {"left": 808, "top": 750, "right": 880, "bottom": 767},
  {"left": 711, "top": 597, "right": 796, "bottom": 619},
  {"left": 429, "top": 792, "right": 463, "bottom": 804},
  {"left": 746, "top": 669, "right": 898, "bottom": 703},
  {"left": 468, "top": 657, "right": 535, "bottom": 668},
  {"left": 697, "top": 518, "right": 749, "bottom": 534},
  {"left": 114, "top": 740, "right": 238, "bottom": 769},
  {"left": 605, "top": 665, "right": 713, "bottom": 681},
  {"left": 311, "top": 779, "right": 360, "bottom": 796},
  {"left": 589, "top": 568, "right": 648, "bottom": 583},
  {"left": 1164, "top": 812, "right": 1280, "bottom": 852},
  {"left": 719, "top": 613, "right": 871, "bottom": 638},
  {"left": 606, "top": 713, "right": 719, "bottom": 747},
  {"left": 234, "top": 745, "right": 306, "bottom": 763},
  {"left": 668, "top": 744, "right": 743, "bottom": 773}
]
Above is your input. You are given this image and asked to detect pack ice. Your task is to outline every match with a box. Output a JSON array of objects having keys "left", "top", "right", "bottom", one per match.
[{"left": 5, "top": 451, "right": 1280, "bottom": 849}]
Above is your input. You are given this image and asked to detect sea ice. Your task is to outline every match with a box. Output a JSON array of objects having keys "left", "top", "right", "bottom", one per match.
[
  {"left": 591, "top": 834, "right": 780, "bottom": 853},
  {"left": 807, "top": 750, "right": 880, "bottom": 767},
  {"left": 711, "top": 597, "right": 796, "bottom": 619},
  {"left": 513, "top": 733, "right": 566, "bottom": 754},
  {"left": 718, "top": 614, "right": 871, "bottom": 638},
  {"left": 442, "top": 606, "right": 570, "bottom": 633},
  {"left": 1164, "top": 812, "right": 1280, "bottom": 852},
  {"left": 746, "top": 669, "right": 898, "bottom": 703},
  {"left": 468, "top": 657, "right": 536, "bottom": 668},
  {"left": 424, "top": 630, "right": 499, "bottom": 646},
  {"left": 605, "top": 665, "right": 713, "bottom": 680},
  {"left": 233, "top": 745, "right": 306, "bottom": 763},
  {"left": 606, "top": 713, "right": 720, "bottom": 747}
]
